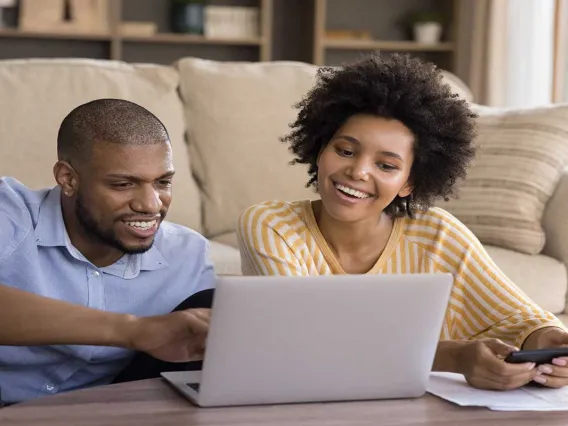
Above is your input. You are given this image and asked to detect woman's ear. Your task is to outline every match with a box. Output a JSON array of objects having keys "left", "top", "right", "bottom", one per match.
[{"left": 398, "top": 181, "right": 413, "bottom": 198}]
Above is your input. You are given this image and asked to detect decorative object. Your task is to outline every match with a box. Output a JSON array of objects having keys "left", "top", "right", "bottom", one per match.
[
  {"left": 0, "top": 0, "right": 16, "bottom": 28},
  {"left": 325, "top": 30, "right": 372, "bottom": 40},
  {"left": 171, "top": 0, "right": 205, "bottom": 34},
  {"left": 120, "top": 21, "right": 158, "bottom": 37},
  {"left": 69, "top": 0, "right": 110, "bottom": 33},
  {"left": 406, "top": 11, "right": 444, "bottom": 44},
  {"left": 19, "top": 0, "right": 64, "bottom": 31},
  {"left": 19, "top": 0, "right": 110, "bottom": 33},
  {"left": 204, "top": 6, "right": 259, "bottom": 39}
]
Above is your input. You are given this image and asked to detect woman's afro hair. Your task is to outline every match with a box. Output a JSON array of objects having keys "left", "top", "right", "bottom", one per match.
[{"left": 281, "top": 52, "right": 477, "bottom": 217}]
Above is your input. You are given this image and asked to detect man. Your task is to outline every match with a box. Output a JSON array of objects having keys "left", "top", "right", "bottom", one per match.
[{"left": 0, "top": 99, "right": 215, "bottom": 404}]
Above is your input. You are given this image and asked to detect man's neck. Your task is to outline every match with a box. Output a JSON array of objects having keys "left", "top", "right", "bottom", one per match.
[{"left": 60, "top": 199, "right": 124, "bottom": 268}]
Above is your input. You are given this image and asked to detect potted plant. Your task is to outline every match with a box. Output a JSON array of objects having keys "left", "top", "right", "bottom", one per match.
[
  {"left": 171, "top": 0, "right": 206, "bottom": 34},
  {"left": 404, "top": 11, "right": 446, "bottom": 44}
]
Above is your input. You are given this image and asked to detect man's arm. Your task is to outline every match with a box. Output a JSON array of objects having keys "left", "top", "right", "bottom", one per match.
[
  {"left": 0, "top": 283, "right": 139, "bottom": 347},
  {"left": 0, "top": 284, "right": 209, "bottom": 363}
]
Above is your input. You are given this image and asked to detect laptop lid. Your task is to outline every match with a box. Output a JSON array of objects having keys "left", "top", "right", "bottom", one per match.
[{"left": 194, "top": 273, "right": 452, "bottom": 407}]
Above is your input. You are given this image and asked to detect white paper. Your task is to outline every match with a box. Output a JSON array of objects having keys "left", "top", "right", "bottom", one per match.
[{"left": 427, "top": 372, "right": 568, "bottom": 411}]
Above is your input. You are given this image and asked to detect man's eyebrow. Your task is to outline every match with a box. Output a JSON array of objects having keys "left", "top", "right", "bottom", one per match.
[{"left": 105, "top": 171, "right": 176, "bottom": 180}]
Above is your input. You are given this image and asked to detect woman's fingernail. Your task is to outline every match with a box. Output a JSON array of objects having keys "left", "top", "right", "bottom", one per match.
[
  {"left": 527, "top": 362, "right": 536, "bottom": 370},
  {"left": 539, "top": 365, "right": 553, "bottom": 374},
  {"left": 534, "top": 375, "right": 547, "bottom": 384},
  {"left": 553, "top": 358, "right": 567, "bottom": 366}
]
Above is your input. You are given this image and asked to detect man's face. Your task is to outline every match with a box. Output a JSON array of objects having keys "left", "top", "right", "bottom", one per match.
[{"left": 72, "top": 141, "right": 174, "bottom": 254}]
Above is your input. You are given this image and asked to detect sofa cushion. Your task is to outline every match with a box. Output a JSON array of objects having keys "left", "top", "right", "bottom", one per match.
[
  {"left": 211, "top": 231, "right": 239, "bottom": 248},
  {"left": 0, "top": 58, "right": 202, "bottom": 232},
  {"left": 208, "top": 239, "right": 242, "bottom": 276},
  {"left": 176, "top": 58, "right": 321, "bottom": 238},
  {"left": 555, "top": 314, "right": 568, "bottom": 328},
  {"left": 441, "top": 104, "right": 568, "bottom": 255},
  {"left": 484, "top": 245, "right": 567, "bottom": 314}
]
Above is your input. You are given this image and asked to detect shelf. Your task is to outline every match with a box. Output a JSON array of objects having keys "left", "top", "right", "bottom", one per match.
[
  {"left": 122, "top": 33, "right": 264, "bottom": 46},
  {"left": 0, "top": 29, "right": 264, "bottom": 46},
  {"left": 323, "top": 39, "right": 454, "bottom": 52},
  {"left": 0, "top": 28, "right": 113, "bottom": 41}
]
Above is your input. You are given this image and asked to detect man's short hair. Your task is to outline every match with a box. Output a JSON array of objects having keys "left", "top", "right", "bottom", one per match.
[{"left": 57, "top": 98, "right": 170, "bottom": 164}]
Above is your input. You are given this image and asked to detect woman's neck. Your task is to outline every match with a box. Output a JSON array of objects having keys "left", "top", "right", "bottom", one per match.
[{"left": 313, "top": 200, "right": 393, "bottom": 256}]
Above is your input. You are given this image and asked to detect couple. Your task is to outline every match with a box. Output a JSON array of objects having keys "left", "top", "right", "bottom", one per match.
[{"left": 2, "top": 53, "right": 568, "bottom": 405}]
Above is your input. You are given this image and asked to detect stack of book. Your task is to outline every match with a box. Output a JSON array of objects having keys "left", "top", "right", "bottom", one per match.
[{"left": 204, "top": 6, "right": 259, "bottom": 39}]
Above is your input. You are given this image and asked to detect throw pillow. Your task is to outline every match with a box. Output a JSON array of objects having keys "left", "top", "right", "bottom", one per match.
[{"left": 441, "top": 104, "right": 568, "bottom": 255}]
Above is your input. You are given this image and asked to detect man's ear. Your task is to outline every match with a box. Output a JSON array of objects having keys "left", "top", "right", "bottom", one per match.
[
  {"left": 398, "top": 181, "right": 413, "bottom": 198},
  {"left": 53, "top": 160, "right": 79, "bottom": 197}
]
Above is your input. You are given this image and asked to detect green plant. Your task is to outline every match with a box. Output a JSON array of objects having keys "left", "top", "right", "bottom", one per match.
[
  {"left": 397, "top": 10, "right": 447, "bottom": 32},
  {"left": 407, "top": 11, "right": 446, "bottom": 24}
]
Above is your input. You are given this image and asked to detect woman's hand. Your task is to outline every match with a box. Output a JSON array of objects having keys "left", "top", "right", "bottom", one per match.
[
  {"left": 457, "top": 339, "right": 539, "bottom": 390},
  {"left": 527, "top": 327, "right": 568, "bottom": 388},
  {"left": 434, "top": 339, "right": 539, "bottom": 390}
]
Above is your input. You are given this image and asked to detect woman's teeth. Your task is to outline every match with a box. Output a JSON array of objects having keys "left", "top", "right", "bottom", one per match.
[
  {"left": 334, "top": 183, "right": 372, "bottom": 199},
  {"left": 125, "top": 220, "right": 157, "bottom": 230}
]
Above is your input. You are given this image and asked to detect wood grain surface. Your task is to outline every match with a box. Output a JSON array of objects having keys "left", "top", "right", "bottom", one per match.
[{"left": 2, "top": 378, "right": 567, "bottom": 425}]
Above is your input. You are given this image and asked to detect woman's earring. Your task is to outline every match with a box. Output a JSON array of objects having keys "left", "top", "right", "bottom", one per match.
[{"left": 404, "top": 194, "right": 414, "bottom": 218}]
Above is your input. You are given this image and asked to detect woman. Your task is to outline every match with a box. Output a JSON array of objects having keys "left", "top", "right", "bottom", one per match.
[{"left": 237, "top": 53, "right": 568, "bottom": 390}]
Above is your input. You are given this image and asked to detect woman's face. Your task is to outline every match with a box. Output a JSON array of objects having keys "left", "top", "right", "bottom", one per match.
[{"left": 316, "top": 114, "right": 414, "bottom": 224}]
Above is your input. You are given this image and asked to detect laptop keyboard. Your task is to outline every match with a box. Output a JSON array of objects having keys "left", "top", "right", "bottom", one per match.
[{"left": 186, "top": 383, "right": 200, "bottom": 392}]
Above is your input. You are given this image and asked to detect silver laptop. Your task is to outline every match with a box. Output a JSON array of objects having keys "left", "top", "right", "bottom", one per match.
[{"left": 161, "top": 273, "right": 453, "bottom": 407}]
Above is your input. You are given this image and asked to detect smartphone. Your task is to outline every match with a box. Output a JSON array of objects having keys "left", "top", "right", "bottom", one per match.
[{"left": 505, "top": 348, "right": 568, "bottom": 365}]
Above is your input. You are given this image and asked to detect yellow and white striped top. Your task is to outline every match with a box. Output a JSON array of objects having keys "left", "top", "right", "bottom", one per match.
[{"left": 237, "top": 200, "right": 562, "bottom": 348}]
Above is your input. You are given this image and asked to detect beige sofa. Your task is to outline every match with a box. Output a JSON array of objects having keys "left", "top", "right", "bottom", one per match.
[{"left": 0, "top": 57, "right": 567, "bottom": 324}]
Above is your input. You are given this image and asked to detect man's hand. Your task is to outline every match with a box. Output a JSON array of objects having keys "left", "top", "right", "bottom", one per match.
[
  {"left": 452, "top": 339, "right": 539, "bottom": 390},
  {"left": 527, "top": 327, "right": 568, "bottom": 388},
  {"left": 122, "top": 309, "right": 211, "bottom": 363}
]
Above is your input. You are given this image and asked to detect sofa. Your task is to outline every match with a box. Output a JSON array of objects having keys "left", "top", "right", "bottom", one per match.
[{"left": 0, "top": 57, "right": 567, "bottom": 325}]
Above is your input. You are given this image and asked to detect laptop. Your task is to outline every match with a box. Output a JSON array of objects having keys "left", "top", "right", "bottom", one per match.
[{"left": 161, "top": 273, "right": 453, "bottom": 407}]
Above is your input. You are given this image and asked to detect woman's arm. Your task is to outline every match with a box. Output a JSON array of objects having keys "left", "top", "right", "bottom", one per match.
[{"left": 422, "top": 209, "right": 564, "bottom": 349}]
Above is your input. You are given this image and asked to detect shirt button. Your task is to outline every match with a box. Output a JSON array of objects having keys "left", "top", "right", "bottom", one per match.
[{"left": 92, "top": 271, "right": 100, "bottom": 277}]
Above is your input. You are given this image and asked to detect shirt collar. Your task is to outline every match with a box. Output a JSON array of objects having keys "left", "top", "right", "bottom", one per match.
[
  {"left": 34, "top": 186, "right": 168, "bottom": 275},
  {"left": 34, "top": 185, "right": 67, "bottom": 247}
]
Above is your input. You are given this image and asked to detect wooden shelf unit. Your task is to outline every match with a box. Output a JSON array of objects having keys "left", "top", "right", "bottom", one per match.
[
  {"left": 323, "top": 39, "right": 454, "bottom": 52},
  {"left": 313, "top": 0, "right": 460, "bottom": 69},
  {"left": 0, "top": 0, "right": 273, "bottom": 62},
  {"left": 0, "top": 28, "right": 113, "bottom": 41},
  {"left": 122, "top": 33, "right": 263, "bottom": 46}
]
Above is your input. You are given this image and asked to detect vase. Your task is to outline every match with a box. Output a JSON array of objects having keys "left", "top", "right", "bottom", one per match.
[
  {"left": 413, "top": 22, "right": 442, "bottom": 44},
  {"left": 171, "top": 3, "right": 204, "bottom": 34}
]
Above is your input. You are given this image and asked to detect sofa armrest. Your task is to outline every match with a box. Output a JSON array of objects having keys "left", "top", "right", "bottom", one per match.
[{"left": 543, "top": 169, "right": 568, "bottom": 266}]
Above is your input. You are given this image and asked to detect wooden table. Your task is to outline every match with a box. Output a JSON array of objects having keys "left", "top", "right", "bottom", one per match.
[{"left": 1, "top": 378, "right": 567, "bottom": 425}]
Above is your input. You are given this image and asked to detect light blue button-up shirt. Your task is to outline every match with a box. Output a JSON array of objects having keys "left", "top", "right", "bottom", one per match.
[{"left": 0, "top": 177, "right": 216, "bottom": 404}]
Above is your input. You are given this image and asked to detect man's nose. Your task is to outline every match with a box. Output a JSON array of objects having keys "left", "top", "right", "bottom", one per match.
[{"left": 132, "top": 185, "right": 163, "bottom": 214}]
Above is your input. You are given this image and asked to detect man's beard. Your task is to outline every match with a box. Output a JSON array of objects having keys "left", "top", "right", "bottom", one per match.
[{"left": 75, "top": 192, "right": 155, "bottom": 254}]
